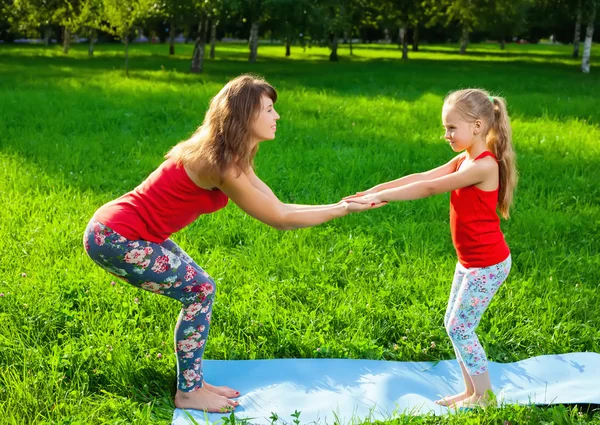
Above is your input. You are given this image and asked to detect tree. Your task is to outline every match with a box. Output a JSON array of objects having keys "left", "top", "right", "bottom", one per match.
[
  {"left": 574, "top": 0, "right": 583, "bottom": 57},
  {"left": 271, "top": 0, "right": 309, "bottom": 57},
  {"left": 156, "top": 0, "right": 193, "bottom": 56},
  {"left": 581, "top": 0, "right": 597, "bottom": 73},
  {"left": 313, "top": 0, "right": 357, "bottom": 62},
  {"left": 189, "top": 0, "right": 224, "bottom": 72},
  {"left": 85, "top": 0, "right": 102, "bottom": 55},
  {"left": 10, "top": 0, "right": 59, "bottom": 45},
  {"left": 54, "top": 0, "right": 102, "bottom": 54},
  {"left": 424, "top": 0, "right": 486, "bottom": 54},
  {"left": 378, "top": 0, "right": 420, "bottom": 60},
  {"left": 100, "top": 0, "right": 156, "bottom": 76},
  {"left": 344, "top": 0, "right": 377, "bottom": 56},
  {"left": 229, "top": 0, "right": 274, "bottom": 62},
  {"left": 485, "top": 0, "right": 532, "bottom": 50},
  {"left": 526, "top": 0, "right": 582, "bottom": 44},
  {"left": 447, "top": 0, "right": 480, "bottom": 54},
  {"left": 190, "top": 14, "right": 208, "bottom": 73},
  {"left": 207, "top": 0, "right": 227, "bottom": 59}
]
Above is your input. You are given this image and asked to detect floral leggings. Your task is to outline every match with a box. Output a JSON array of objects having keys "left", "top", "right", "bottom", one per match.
[
  {"left": 443, "top": 255, "right": 511, "bottom": 375},
  {"left": 83, "top": 218, "right": 214, "bottom": 392}
]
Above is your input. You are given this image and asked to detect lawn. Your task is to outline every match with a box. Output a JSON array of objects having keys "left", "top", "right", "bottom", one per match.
[{"left": 0, "top": 41, "right": 599, "bottom": 424}]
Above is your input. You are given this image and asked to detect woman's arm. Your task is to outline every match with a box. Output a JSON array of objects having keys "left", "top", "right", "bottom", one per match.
[
  {"left": 218, "top": 168, "right": 376, "bottom": 230},
  {"left": 245, "top": 167, "right": 279, "bottom": 201},
  {"left": 245, "top": 168, "right": 344, "bottom": 212}
]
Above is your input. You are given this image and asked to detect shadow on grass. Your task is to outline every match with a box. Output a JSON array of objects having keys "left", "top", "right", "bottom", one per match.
[{"left": 1, "top": 48, "right": 598, "bottom": 100}]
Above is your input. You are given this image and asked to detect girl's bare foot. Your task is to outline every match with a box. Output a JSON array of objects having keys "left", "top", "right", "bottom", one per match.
[
  {"left": 175, "top": 387, "right": 239, "bottom": 412},
  {"left": 454, "top": 392, "right": 497, "bottom": 409},
  {"left": 204, "top": 381, "right": 240, "bottom": 398},
  {"left": 435, "top": 391, "right": 473, "bottom": 407}
]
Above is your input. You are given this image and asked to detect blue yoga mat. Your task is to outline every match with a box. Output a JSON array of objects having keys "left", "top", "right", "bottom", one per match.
[{"left": 172, "top": 352, "right": 600, "bottom": 425}]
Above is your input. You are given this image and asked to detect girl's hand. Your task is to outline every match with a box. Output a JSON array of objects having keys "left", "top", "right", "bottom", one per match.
[
  {"left": 347, "top": 192, "right": 383, "bottom": 205},
  {"left": 343, "top": 189, "right": 377, "bottom": 201},
  {"left": 340, "top": 197, "right": 387, "bottom": 213}
]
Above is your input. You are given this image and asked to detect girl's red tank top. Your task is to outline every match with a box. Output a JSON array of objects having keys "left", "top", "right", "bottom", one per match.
[{"left": 450, "top": 151, "right": 510, "bottom": 268}]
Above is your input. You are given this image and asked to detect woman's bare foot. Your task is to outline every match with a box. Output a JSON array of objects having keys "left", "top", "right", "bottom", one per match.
[
  {"left": 175, "top": 387, "right": 239, "bottom": 412},
  {"left": 454, "top": 392, "right": 497, "bottom": 409},
  {"left": 435, "top": 391, "right": 473, "bottom": 407}
]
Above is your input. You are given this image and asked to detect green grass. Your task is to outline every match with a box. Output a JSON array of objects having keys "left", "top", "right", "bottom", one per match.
[{"left": 0, "top": 41, "right": 599, "bottom": 424}]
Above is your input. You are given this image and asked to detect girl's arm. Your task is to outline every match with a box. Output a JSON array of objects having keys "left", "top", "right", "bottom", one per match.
[
  {"left": 357, "top": 157, "right": 496, "bottom": 204},
  {"left": 347, "top": 154, "right": 464, "bottom": 198},
  {"left": 218, "top": 168, "right": 378, "bottom": 230}
]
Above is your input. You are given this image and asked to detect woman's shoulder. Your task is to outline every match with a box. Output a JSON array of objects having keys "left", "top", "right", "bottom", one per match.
[{"left": 177, "top": 158, "right": 221, "bottom": 190}]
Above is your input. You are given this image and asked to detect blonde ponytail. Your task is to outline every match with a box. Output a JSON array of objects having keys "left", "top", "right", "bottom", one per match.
[
  {"left": 444, "top": 89, "right": 518, "bottom": 218},
  {"left": 487, "top": 96, "right": 517, "bottom": 219}
]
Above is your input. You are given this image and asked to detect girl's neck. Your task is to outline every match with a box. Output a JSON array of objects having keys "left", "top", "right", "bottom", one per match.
[{"left": 464, "top": 138, "right": 488, "bottom": 160}]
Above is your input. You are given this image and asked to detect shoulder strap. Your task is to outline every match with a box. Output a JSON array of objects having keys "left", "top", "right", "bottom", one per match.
[{"left": 475, "top": 151, "right": 496, "bottom": 161}]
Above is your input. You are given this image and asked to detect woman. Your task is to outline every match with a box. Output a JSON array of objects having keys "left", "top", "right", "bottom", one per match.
[{"left": 83, "top": 74, "right": 382, "bottom": 412}]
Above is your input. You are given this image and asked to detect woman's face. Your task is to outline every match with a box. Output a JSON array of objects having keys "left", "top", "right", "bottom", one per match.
[{"left": 251, "top": 94, "right": 280, "bottom": 145}]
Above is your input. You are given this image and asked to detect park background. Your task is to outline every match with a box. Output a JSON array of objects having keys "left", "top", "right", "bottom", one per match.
[{"left": 1, "top": 0, "right": 600, "bottom": 423}]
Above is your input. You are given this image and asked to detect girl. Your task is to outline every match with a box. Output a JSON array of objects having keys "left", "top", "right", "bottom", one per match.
[
  {"left": 346, "top": 88, "right": 517, "bottom": 408},
  {"left": 83, "top": 75, "right": 381, "bottom": 413}
]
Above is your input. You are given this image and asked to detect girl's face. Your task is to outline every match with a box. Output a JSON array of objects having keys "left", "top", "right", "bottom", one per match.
[
  {"left": 251, "top": 94, "right": 280, "bottom": 145},
  {"left": 441, "top": 104, "right": 480, "bottom": 152}
]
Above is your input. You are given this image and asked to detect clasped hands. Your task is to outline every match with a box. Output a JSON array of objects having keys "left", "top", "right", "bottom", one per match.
[{"left": 339, "top": 190, "right": 387, "bottom": 213}]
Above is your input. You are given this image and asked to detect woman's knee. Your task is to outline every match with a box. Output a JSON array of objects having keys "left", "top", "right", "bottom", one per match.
[{"left": 181, "top": 275, "right": 216, "bottom": 304}]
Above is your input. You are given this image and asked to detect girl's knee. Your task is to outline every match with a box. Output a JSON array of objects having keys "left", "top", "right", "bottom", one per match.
[
  {"left": 447, "top": 328, "right": 459, "bottom": 342},
  {"left": 447, "top": 327, "right": 473, "bottom": 346}
]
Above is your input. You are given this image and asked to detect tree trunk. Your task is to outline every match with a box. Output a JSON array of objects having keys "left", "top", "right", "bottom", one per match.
[
  {"left": 581, "top": 1, "right": 596, "bottom": 73},
  {"left": 124, "top": 37, "right": 130, "bottom": 77},
  {"left": 573, "top": 0, "right": 582, "bottom": 58},
  {"left": 88, "top": 28, "right": 96, "bottom": 56},
  {"left": 43, "top": 27, "right": 51, "bottom": 46},
  {"left": 210, "top": 21, "right": 217, "bottom": 59},
  {"left": 63, "top": 27, "right": 70, "bottom": 54},
  {"left": 401, "top": 25, "right": 408, "bottom": 60},
  {"left": 329, "top": 34, "right": 338, "bottom": 61},
  {"left": 459, "top": 25, "right": 469, "bottom": 55},
  {"left": 285, "top": 37, "right": 291, "bottom": 56},
  {"left": 500, "top": 39, "right": 505, "bottom": 50},
  {"left": 412, "top": 24, "right": 420, "bottom": 52},
  {"left": 169, "top": 18, "right": 175, "bottom": 55},
  {"left": 191, "top": 20, "right": 207, "bottom": 73},
  {"left": 249, "top": 21, "right": 259, "bottom": 62},
  {"left": 350, "top": 37, "right": 353, "bottom": 56},
  {"left": 343, "top": 30, "right": 348, "bottom": 44}
]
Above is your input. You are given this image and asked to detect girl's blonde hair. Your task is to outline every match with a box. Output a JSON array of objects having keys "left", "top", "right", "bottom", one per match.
[
  {"left": 167, "top": 74, "right": 277, "bottom": 181},
  {"left": 445, "top": 88, "right": 518, "bottom": 219}
]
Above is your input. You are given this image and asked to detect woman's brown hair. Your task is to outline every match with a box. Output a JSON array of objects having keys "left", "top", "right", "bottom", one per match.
[{"left": 167, "top": 74, "right": 277, "bottom": 181}]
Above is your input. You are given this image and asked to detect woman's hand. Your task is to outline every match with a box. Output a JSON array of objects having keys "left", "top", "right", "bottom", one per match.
[
  {"left": 339, "top": 198, "right": 386, "bottom": 212},
  {"left": 343, "top": 189, "right": 376, "bottom": 201},
  {"left": 345, "top": 192, "right": 385, "bottom": 206}
]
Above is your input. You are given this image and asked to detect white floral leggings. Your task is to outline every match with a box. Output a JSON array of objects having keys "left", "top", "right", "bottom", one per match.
[
  {"left": 444, "top": 255, "right": 512, "bottom": 375},
  {"left": 84, "top": 218, "right": 214, "bottom": 392}
]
